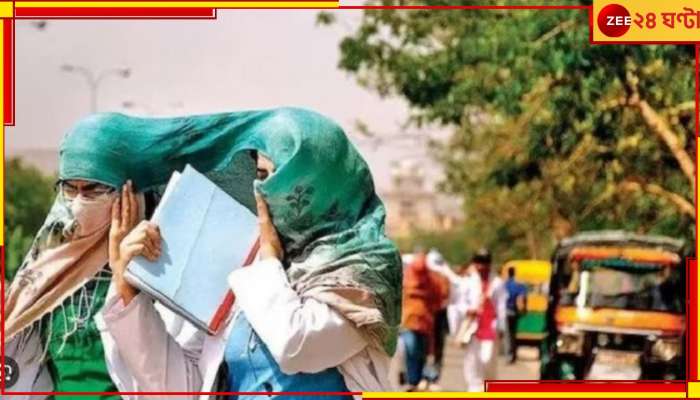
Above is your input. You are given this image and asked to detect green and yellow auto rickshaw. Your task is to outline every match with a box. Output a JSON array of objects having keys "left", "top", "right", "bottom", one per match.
[
  {"left": 502, "top": 260, "right": 552, "bottom": 344},
  {"left": 540, "top": 231, "right": 687, "bottom": 380}
]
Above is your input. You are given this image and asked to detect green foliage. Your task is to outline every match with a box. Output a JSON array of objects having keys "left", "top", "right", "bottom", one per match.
[
  {"left": 325, "top": 1, "right": 695, "bottom": 260},
  {"left": 316, "top": 10, "right": 336, "bottom": 26},
  {"left": 5, "top": 226, "right": 34, "bottom": 282},
  {"left": 5, "top": 158, "right": 55, "bottom": 281}
]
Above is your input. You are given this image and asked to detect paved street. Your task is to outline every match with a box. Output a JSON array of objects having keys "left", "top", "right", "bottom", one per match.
[{"left": 436, "top": 341, "right": 541, "bottom": 391}]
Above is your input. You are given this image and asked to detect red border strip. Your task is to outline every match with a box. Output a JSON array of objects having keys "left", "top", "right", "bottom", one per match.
[
  {"left": 15, "top": 7, "right": 217, "bottom": 18},
  {"left": 1, "top": 245, "right": 5, "bottom": 391},
  {"left": 3, "top": 19, "right": 13, "bottom": 126},
  {"left": 6, "top": 391, "right": 362, "bottom": 396},
  {"left": 696, "top": 45, "right": 699, "bottom": 137},
  {"left": 689, "top": 258, "right": 697, "bottom": 381}
]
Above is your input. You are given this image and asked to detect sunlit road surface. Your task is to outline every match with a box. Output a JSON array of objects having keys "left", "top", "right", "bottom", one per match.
[{"left": 436, "top": 341, "right": 541, "bottom": 391}]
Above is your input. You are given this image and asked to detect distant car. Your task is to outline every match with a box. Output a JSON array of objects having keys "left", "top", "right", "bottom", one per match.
[{"left": 540, "top": 231, "right": 687, "bottom": 380}]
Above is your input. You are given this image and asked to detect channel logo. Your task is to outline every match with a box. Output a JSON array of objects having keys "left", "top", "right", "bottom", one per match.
[
  {"left": 597, "top": 3, "right": 632, "bottom": 37},
  {"left": 3, "top": 356, "right": 19, "bottom": 388}
]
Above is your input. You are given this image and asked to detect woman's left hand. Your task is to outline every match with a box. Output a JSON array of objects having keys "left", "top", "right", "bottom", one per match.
[
  {"left": 256, "top": 193, "right": 284, "bottom": 261},
  {"left": 109, "top": 180, "right": 140, "bottom": 270}
]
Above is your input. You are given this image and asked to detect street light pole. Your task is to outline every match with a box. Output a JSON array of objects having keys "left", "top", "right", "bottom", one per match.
[
  {"left": 121, "top": 100, "right": 156, "bottom": 115},
  {"left": 60, "top": 64, "right": 131, "bottom": 113},
  {"left": 122, "top": 100, "right": 185, "bottom": 116}
]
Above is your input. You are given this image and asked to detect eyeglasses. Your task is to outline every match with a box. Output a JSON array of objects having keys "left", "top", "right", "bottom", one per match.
[{"left": 55, "top": 180, "right": 116, "bottom": 201}]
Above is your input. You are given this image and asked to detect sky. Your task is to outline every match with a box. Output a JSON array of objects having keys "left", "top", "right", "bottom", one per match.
[{"left": 6, "top": 10, "right": 446, "bottom": 190}]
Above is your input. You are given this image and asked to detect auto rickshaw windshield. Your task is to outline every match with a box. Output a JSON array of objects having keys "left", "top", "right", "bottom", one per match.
[{"left": 559, "top": 260, "right": 684, "bottom": 314}]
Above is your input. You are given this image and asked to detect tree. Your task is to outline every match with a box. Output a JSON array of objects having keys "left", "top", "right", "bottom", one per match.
[
  {"left": 5, "top": 158, "right": 55, "bottom": 281},
  {"left": 320, "top": 1, "right": 695, "bottom": 258}
]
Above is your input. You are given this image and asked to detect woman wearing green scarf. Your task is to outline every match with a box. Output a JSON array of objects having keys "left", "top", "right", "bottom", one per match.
[
  {"left": 66, "top": 107, "right": 404, "bottom": 399},
  {"left": 4, "top": 173, "right": 146, "bottom": 398}
]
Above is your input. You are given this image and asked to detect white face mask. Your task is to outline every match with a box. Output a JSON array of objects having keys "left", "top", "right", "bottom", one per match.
[{"left": 66, "top": 194, "right": 115, "bottom": 238}]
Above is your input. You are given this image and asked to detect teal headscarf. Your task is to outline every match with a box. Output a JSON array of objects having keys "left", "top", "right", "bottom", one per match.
[{"left": 59, "top": 107, "right": 402, "bottom": 354}]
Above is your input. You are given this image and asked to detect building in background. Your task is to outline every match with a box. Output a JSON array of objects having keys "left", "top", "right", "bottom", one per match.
[{"left": 380, "top": 159, "right": 463, "bottom": 238}]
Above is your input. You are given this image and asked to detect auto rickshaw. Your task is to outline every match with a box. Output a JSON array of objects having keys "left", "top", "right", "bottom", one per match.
[
  {"left": 540, "top": 231, "right": 687, "bottom": 380},
  {"left": 501, "top": 260, "right": 552, "bottom": 344}
]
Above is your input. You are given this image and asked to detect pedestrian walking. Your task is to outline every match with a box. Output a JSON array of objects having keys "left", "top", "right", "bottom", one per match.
[
  {"left": 400, "top": 252, "right": 442, "bottom": 391},
  {"left": 461, "top": 249, "right": 507, "bottom": 391},
  {"left": 505, "top": 266, "right": 527, "bottom": 363},
  {"left": 423, "top": 253, "right": 451, "bottom": 390},
  {"left": 428, "top": 248, "right": 505, "bottom": 392}
]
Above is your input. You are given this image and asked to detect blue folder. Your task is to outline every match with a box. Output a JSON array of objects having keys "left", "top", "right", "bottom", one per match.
[{"left": 125, "top": 165, "right": 259, "bottom": 334}]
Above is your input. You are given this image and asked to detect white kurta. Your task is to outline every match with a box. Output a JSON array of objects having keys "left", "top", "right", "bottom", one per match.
[
  {"left": 425, "top": 252, "right": 482, "bottom": 336},
  {"left": 425, "top": 253, "right": 510, "bottom": 392},
  {"left": 462, "top": 274, "right": 506, "bottom": 392},
  {"left": 95, "top": 257, "right": 393, "bottom": 399}
]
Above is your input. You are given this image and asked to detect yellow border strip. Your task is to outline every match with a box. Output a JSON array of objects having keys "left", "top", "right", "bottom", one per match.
[
  {"left": 15, "top": 1, "right": 338, "bottom": 8},
  {"left": 689, "top": 382, "right": 700, "bottom": 398},
  {"left": 0, "top": 2, "right": 12, "bottom": 17}
]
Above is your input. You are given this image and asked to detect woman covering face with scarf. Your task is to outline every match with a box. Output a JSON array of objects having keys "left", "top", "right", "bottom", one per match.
[
  {"left": 27, "top": 107, "right": 403, "bottom": 399},
  {"left": 4, "top": 173, "right": 147, "bottom": 397}
]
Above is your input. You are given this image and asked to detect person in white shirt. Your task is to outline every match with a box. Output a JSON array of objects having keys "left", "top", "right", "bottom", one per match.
[
  {"left": 427, "top": 250, "right": 475, "bottom": 337},
  {"left": 427, "top": 248, "right": 506, "bottom": 392}
]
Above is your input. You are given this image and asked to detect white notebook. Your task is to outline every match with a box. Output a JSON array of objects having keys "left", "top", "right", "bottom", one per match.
[{"left": 125, "top": 164, "right": 259, "bottom": 334}]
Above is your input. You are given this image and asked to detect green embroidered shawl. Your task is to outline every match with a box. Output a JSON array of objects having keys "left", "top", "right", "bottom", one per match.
[{"left": 58, "top": 108, "right": 402, "bottom": 354}]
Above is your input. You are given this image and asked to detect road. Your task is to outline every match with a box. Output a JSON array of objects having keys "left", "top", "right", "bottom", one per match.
[{"left": 435, "top": 341, "right": 541, "bottom": 391}]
